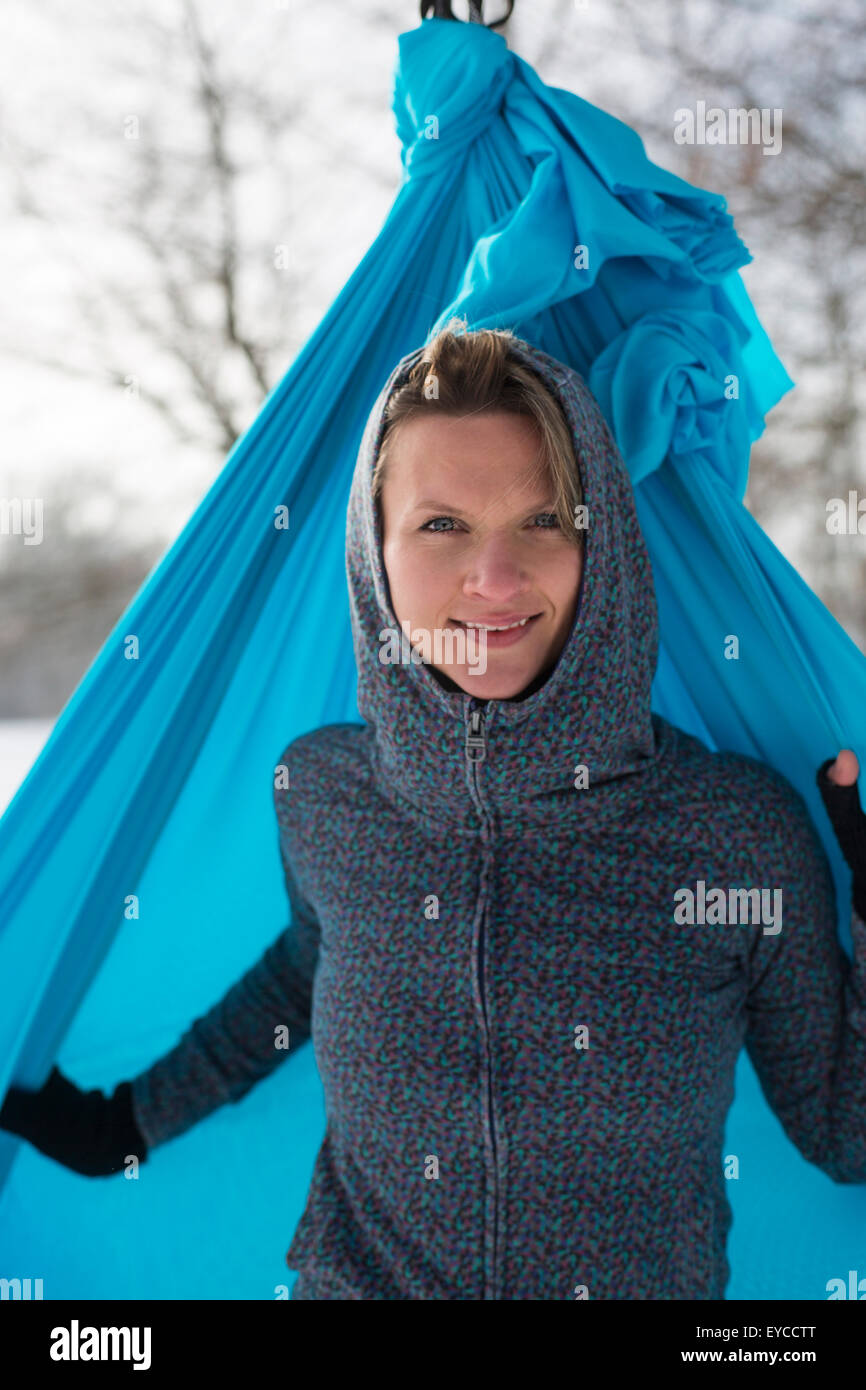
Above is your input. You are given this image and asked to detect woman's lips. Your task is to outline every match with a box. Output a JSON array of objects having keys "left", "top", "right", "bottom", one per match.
[{"left": 449, "top": 612, "right": 543, "bottom": 649}]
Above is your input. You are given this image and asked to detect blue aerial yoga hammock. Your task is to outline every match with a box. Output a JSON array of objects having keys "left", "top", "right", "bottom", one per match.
[{"left": 1, "top": 16, "right": 864, "bottom": 1300}]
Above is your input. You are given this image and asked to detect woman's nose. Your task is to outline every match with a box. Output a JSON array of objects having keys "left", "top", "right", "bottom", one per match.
[{"left": 461, "top": 533, "right": 530, "bottom": 600}]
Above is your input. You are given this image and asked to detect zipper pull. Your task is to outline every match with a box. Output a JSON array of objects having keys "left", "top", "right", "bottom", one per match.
[{"left": 465, "top": 707, "right": 487, "bottom": 763}]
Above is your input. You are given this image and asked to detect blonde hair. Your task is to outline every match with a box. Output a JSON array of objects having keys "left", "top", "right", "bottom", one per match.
[{"left": 372, "top": 317, "right": 584, "bottom": 545}]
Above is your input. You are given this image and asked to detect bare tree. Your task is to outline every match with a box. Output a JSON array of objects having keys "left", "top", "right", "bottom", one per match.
[
  {"left": 2, "top": 0, "right": 398, "bottom": 454},
  {"left": 0, "top": 471, "right": 163, "bottom": 716}
]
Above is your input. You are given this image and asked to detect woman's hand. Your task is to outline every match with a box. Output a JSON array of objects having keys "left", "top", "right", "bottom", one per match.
[
  {"left": 816, "top": 748, "right": 866, "bottom": 921},
  {"left": 0, "top": 1065, "right": 147, "bottom": 1177}
]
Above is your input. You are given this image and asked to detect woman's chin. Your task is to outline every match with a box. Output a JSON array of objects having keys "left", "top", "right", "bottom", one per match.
[{"left": 440, "top": 663, "right": 543, "bottom": 701}]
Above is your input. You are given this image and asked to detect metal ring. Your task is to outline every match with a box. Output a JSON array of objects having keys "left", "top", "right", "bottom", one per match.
[{"left": 419, "top": 0, "right": 515, "bottom": 29}]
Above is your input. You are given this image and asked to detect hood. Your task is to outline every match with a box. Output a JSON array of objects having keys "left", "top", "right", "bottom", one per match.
[{"left": 345, "top": 334, "right": 663, "bottom": 831}]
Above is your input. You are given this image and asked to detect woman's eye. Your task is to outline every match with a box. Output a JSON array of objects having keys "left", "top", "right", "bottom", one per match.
[{"left": 419, "top": 512, "right": 559, "bottom": 534}]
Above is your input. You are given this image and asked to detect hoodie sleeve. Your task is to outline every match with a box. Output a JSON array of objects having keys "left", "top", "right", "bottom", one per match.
[
  {"left": 743, "top": 789, "right": 866, "bottom": 1184},
  {"left": 129, "top": 828, "right": 321, "bottom": 1152}
]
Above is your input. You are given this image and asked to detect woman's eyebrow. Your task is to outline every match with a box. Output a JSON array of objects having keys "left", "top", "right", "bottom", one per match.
[
  {"left": 408, "top": 496, "right": 557, "bottom": 514},
  {"left": 409, "top": 499, "right": 469, "bottom": 513}
]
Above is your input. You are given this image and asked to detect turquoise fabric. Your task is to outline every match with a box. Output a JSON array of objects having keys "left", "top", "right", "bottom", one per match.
[{"left": 1, "top": 16, "right": 864, "bottom": 1299}]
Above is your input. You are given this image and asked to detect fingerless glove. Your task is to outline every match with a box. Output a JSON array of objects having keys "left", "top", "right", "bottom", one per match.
[
  {"left": 0, "top": 1065, "right": 148, "bottom": 1178},
  {"left": 817, "top": 757, "right": 866, "bottom": 922}
]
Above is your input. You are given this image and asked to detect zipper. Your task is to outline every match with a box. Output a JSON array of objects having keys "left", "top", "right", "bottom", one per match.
[
  {"left": 466, "top": 707, "right": 487, "bottom": 764},
  {"left": 464, "top": 700, "right": 501, "bottom": 1300}
]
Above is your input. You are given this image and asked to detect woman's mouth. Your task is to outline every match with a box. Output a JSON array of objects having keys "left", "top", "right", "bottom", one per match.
[{"left": 449, "top": 612, "right": 543, "bottom": 649}]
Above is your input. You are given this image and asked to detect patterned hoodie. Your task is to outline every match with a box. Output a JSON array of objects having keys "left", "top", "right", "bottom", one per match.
[{"left": 130, "top": 336, "right": 866, "bottom": 1300}]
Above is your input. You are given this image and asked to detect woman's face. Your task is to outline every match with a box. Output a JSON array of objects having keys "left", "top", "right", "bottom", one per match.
[{"left": 380, "top": 410, "right": 583, "bottom": 700}]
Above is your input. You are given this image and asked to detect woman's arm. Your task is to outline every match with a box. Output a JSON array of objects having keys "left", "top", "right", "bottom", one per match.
[
  {"left": 0, "top": 853, "right": 320, "bottom": 1173},
  {"left": 743, "top": 752, "right": 866, "bottom": 1184},
  {"left": 129, "top": 850, "right": 321, "bottom": 1152}
]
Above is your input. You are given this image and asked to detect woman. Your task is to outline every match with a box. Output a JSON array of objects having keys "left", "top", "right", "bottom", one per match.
[{"left": 3, "top": 323, "right": 866, "bottom": 1300}]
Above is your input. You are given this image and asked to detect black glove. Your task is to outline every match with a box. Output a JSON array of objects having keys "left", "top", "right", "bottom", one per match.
[
  {"left": 0, "top": 1065, "right": 148, "bottom": 1177},
  {"left": 817, "top": 757, "right": 866, "bottom": 923}
]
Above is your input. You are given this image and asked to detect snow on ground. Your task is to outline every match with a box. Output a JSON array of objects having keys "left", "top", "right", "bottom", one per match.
[{"left": 0, "top": 719, "right": 54, "bottom": 816}]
